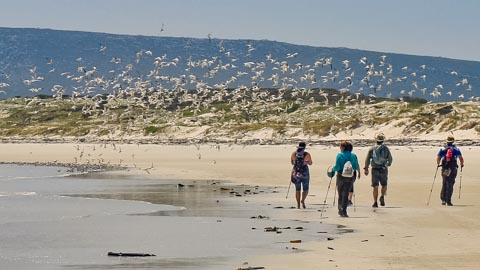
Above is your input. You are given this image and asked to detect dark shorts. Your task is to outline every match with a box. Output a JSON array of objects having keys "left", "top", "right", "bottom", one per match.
[
  {"left": 292, "top": 171, "right": 310, "bottom": 192},
  {"left": 371, "top": 167, "right": 388, "bottom": 187}
]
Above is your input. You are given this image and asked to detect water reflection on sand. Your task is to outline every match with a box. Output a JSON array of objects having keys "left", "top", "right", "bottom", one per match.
[{"left": 0, "top": 164, "right": 338, "bottom": 270}]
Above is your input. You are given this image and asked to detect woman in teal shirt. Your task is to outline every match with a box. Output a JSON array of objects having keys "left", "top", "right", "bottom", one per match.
[{"left": 328, "top": 141, "right": 360, "bottom": 217}]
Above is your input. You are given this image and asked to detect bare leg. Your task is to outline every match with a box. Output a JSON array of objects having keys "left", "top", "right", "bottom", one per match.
[
  {"left": 301, "top": 191, "right": 308, "bottom": 208},
  {"left": 381, "top": 185, "right": 387, "bottom": 197},
  {"left": 348, "top": 192, "right": 353, "bottom": 201},
  {"left": 373, "top": 186, "right": 379, "bottom": 203},
  {"left": 378, "top": 185, "right": 388, "bottom": 206},
  {"left": 295, "top": 191, "right": 301, "bottom": 209}
]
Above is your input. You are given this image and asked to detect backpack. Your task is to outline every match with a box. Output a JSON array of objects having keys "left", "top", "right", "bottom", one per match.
[
  {"left": 446, "top": 148, "right": 453, "bottom": 162},
  {"left": 292, "top": 150, "right": 307, "bottom": 179},
  {"left": 342, "top": 160, "right": 354, "bottom": 178},
  {"left": 372, "top": 145, "right": 387, "bottom": 166},
  {"left": 441, "top": 146, "right": 457, "bottom": 169}
]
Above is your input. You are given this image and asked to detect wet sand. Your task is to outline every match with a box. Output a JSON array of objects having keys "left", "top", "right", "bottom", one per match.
[
  {"left": 1, "top": 143, "right": 480, "bottom": 269},
  {"left": 0, "top": 163, "right": 338, "bottom": 270}
]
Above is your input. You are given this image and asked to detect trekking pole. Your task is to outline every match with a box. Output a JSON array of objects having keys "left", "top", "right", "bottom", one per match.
[
  {"left": 353, "top": 192, "right": 356, "bottom": 212},
  {"left": 320, "top": 166, "right": 334, "bottom": 218},
  {"left": 427, "top": 165, "right": 440, "bottom": 206},
  {"left": 458, "top": 166, "right": 463, "bottom": 200},
  {"left": 286, "top": 180, "right": 292, "bottom": 199}
]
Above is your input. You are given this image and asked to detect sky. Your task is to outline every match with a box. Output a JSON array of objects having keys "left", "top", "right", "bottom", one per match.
[{"left": 1, "top": 0, "right": 479, "bottom": 61}]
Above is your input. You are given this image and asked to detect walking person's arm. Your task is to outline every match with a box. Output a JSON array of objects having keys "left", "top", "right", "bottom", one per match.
[
  {"left": 305, "top": 152, "right": 312, "bottom": 165},
  {"left": 329, "top": 153, "right": 342, "bottom": 176},
  {"left": 332, "top": 154, "right": 340, "bottom": 172},
  {"left": 436, "top": 148, "right": 444, "bottom": 166},
  {"left": 353, "top": 154, "right": 361, "bottom": 180},
  {"left": 364, "top": 148, "right": 372, "bottom": 176},
  {"left": 327, "top": 154, "right": 341, "bottom": 178},
  {"left": 386, "top": 147, "right": 393, "bottom": 166}
]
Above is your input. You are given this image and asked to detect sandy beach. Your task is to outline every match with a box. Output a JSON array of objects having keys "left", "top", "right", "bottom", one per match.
[{"left": 1, "top": 142, "right": 479, "bottom": 269}]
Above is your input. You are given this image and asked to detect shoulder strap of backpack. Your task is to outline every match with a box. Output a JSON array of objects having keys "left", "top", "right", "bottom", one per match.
[
  {"left": 375, "top": 144, "right": 385, "bottom": 153},
  {"left": 441, "top": 146, "right": 451, "bottom": 163}
]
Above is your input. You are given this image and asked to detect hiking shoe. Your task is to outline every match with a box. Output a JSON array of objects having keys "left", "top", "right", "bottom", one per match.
[
  {"left": 442, "top": 201, "right": 446, "bottom": 205},
  {"left": 380, "top": 196, "right": 385, "bottom": 206},
  {"left": 372, "top": 202, "right": 378, "bottom": 208},
  {"left": 348, "top": 200, "right": 353, "bottom": 206},
  {"left": 447, "top": 202, "right": 453, "bottom": 206}
]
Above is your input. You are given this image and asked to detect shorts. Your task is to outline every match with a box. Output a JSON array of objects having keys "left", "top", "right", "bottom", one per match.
[
  {"left": 371, "top": 167, "right": 388, "bottom": 187},
  {"left": 292, "top": 171, "right": 310, "bottom": 192}
]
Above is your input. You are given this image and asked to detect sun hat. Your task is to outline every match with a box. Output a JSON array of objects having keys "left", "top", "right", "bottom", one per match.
[
  {"left": 446, "top": 135, "right": 455, "bottom": 143},
  {"left": 375, "top": 133, "right": 385, "bottom": 142}
]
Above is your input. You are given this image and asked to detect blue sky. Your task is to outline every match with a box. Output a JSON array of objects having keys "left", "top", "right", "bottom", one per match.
[{"left": 1, "top": 0, "right": 479, "bottom": 61}]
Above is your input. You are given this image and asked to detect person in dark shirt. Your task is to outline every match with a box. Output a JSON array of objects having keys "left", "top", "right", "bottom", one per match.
[
  {"left": 436, "top": 136, "right": 464, "bottom": 206},
  {"left": 290, "top": 142, "right": 313, "bottom": 209}
]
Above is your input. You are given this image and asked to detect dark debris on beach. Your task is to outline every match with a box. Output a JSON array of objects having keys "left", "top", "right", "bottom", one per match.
[{"left": 0, "top": 161, "right": 125, "bottom": 173}]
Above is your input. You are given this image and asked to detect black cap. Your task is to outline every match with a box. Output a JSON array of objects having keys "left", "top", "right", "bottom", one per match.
[{"left": 298, "top": 142, "right": 306, "bottom": 149}]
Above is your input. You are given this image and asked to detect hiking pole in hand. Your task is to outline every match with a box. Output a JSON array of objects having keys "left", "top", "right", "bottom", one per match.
[
  {"left": 427, "top": 165, "right": 440, "bottom": 206},
  {"left": 353, "top": 192, "right": 356, "bottom": 212},
  {"left": 458, "top": 166, "right": 464, "bottom": 199},
  {"left": 320, "top": 166, "right": 334, "bottom": 218},
  {"left": 286, "top": 179, "right": 292, "bottom": 199}
]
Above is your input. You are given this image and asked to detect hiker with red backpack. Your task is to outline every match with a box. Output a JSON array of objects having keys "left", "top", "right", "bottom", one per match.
[
  {"left": 436, "top": 136, "right": 464, "bottom": 206},
  {"left": 291, "top": 142, "right": 313, "bottom": 209},
  {"left": 327, "top": 141, "right": 360, "bottom": 217},
  {"left": 364, "top": 133, "right": 393, "bottom": 208}
]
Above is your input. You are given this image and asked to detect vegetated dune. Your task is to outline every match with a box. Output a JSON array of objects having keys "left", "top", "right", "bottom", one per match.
[{"left": 1, "top": 94, "right": 478, "bottom": 144}]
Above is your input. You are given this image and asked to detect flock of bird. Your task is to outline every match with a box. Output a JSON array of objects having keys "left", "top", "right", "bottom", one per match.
[
  {"left": 0, "top": 39, "right": 478, "bottom": 130},
  {"left": 1, "top": 38, "right": 478, "bottom": 171}
]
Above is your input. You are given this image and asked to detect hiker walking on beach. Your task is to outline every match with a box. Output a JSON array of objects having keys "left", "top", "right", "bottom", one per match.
[
  {"left": 364, "top": 133, "right": 393, "bottom": 208},
  {"left": 328, "top": 141, "right": 360, "bottom": 217},
  {"left": 437, "top": 136, "right": 464, "bottom": 206},
  {"left": 291, "top": 142, "right": 312, "bottom": 209}
]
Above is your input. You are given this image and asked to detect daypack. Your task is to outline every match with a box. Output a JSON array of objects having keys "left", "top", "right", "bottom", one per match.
[
  {"left": 446, "top": 148, "right": 453, "bottom": 162},
  {"left": 342, "top": 160, "right": 354, "bottom": 178},
  {"left": 372, "top": 145, "right": 388, "bottom": 166},
  {"left": 441, "top": 146, "right": 457, "bottom": 169},
  {"left": 292, "top": 150, "right": 308, "bottom": 179}
]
